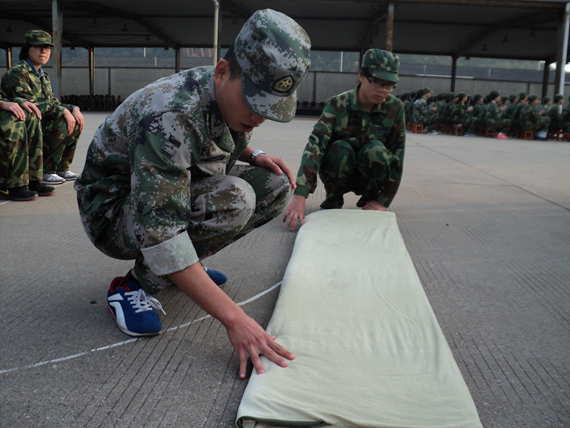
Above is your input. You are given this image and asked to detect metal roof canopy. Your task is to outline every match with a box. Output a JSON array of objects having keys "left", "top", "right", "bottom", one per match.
[{"left": 0, "top": 0, "right": 569, "bottom": 97}]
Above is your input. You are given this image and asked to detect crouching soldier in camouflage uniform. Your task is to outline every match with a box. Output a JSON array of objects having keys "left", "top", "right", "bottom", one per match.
[
  {"left": 1, "top": 30, "right": 83, "bottom": 185},
  {"left": 0, "top": 92, "right": 54, "bottom": 200},
  {"left": 75, "top": 10, "right": 310, "bottom": 379},
  {"left": 283, "top": 49, "right": 405, "bottom": 230}
]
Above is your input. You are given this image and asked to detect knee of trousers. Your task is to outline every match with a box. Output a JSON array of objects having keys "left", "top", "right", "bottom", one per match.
[
  {"left": 322, "top": 139, "right": 357, "bottom": 173},
  {"left": 357, "top": 140, "right": 392, "bottom": 177},
  {"left": 194, "top": 175, "right": 257, "bottom": 228}
]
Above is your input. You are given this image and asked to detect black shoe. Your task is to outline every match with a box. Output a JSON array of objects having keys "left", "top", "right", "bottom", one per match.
[
  {"left": 29, "top": 181, "right": 56, "bottom": 196},
  {"left": 0, "top": 186, "right": 38, "bottom": 201}
]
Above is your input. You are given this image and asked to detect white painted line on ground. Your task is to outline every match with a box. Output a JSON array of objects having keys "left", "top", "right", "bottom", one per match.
[{"left": 0, "top": 281, "right": 282, "bottom": 375}]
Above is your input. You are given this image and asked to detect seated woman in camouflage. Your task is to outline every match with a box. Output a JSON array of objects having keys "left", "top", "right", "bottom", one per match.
[
  {"left": 1, "top": 30, "right": 84, "bottom": 185},
  {"left": 0, "top": 93, "right": 54, "bottom": 201},
  {"left": 283, "top": 49, "right": 405, "bottom": 230}
]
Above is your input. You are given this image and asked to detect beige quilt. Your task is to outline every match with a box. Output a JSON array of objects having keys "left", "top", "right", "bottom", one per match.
[{"left": 237, "top": 210, "right": 482, "bottom": 428}]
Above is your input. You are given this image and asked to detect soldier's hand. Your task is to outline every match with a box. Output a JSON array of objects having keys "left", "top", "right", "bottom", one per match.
[
  {"left": 253, "top": 154, "right": 296, "bottom": 189},
  {"left": 21, "top": 101, "right": 42, "bottom": 120},
  {"left": 362, "top": 200, "right": 387, "bottom": 211},
  {"left": 72, "top": 107, "right": 84, "bottom": 131},
  {"left": 62, "top": 109, "right": 77, "bottom": 135},
  {"left": 0, "top": 101, "right": 26, "bottom": 121},
  {"left": 225, "top": 312, "right": 294, "bottom": 379},
  {"left": 283, "top": 194, "right": 306, "bottom": 231}
]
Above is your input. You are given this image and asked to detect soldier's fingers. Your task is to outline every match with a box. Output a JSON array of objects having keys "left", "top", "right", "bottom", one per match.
[
  {"left": 238, "top": 352, "right": 248, "bottom": 379},
  {"left": 249, "top": 349, "right": 266, "bottom": 376},
  {"left": 31, "top": 104, "right": 42, "bottom": 119}
]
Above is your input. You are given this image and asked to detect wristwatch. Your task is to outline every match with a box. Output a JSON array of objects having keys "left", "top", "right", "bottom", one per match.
[{"left": 249, "top": 149, "right": 265, "bottom": 165}]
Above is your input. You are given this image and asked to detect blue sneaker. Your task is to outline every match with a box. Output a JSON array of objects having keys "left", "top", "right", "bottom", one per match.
[
  {"left": 107, "top": 277, "right": 165, "bottom": 336},
  {"left": 203, "top": 266, "right": 228, "bottom": 286}
]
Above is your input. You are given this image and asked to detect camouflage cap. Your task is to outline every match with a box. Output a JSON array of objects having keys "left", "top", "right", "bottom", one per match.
[
  {"left": 457, "top": 92, "right": 466, "bottom": 99},
  {"left": 519, "top": 92, "right": 527, "bottom": 99},
  {"left": 543, "top": 96, "right": 551, "bottom": 103},
  {"left": 489, "top": 90, "right": 500, "bottom": 99},
  {"left": 473, "top": 94, "right": 482, "bottom": 101},
  {"left": 234, "top": 9, "right": 311, "bottom": 123},
  {"left": 362, "top": 49, "right": 399, "bottom": 83},
  {"left": 528, "top": 95, "right": 538, "bottom": 102},
  {"left": 25, "top": 29, "right": 55, "bottom": 47},
  {"left": 554, "top": 94, "right": 564, "bottom": 102},
  {"left": 509, "top": 94, "right": 517, "bottom": 101}
]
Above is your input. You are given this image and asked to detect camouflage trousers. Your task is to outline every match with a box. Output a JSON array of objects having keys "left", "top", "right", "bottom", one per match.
[
  {"left": 485, "top": 118, "right": 511, "bottom": 134},
  {"left": 42, "top": 116, "right": 81, "bottom": 173},
  {"left": 0, "top": 110, "right": 43, "bottom": 188},
  {"left": 81, "top": 164, "right": 291, "bottom": 294},
  {"left": 319, "top": 138, "right": 394, "bottom": 209},
  {"left": 521, "top": 116, "right": 550, "bottom": 133}
]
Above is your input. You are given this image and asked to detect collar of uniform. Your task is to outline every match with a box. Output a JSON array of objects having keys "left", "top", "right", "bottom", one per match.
[
  {"left": 198, "top": 67, "right": 226, "bottom": 139},
  {"left": 24, "top": 58, "right": 43, "bottom": 78},
  {"left": 349, "top": 83, "right": 387, "bottom": 113}
]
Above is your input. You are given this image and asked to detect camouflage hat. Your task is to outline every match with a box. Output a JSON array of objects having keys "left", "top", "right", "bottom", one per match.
[
  {"left": 362, "top": 49, "right": 399, "bottom": 83},
  {"left": 489, "top": 90, "right": 500, "bottom": 100},
  {"left": 554, "top": 94, "right": 564, "bottom": 102},
  {"left": 509, "top": 94, "right": 517, "bottom": 102},
  {"left": 543, "top": 96, "right": 551, "bottom": 103},
  {"left": 473, "top": 94, "right": 482, "bottom": 101},
  {"left": 519, "top": 92, "right": 527, "bottom": 100},
  {"left": 528, "top": 95, "right": 538, "bottom": 102},
  {"left": 234, "top": 9, "right": 311, "bottom": 123},
  {"left": 457, "top": 92, "right": 466, "bottom": 99},
  {"left": 25, "top": 29, "right": 55, "bottom": 47},
  {"left": 424, "top": 87, "right": 432, "bottom": 94}
]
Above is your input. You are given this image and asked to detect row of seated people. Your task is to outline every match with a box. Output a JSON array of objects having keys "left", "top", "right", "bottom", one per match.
[
  {"left": 1, "top": 29, "right": 83, "bottom": 202},
  {"left": 399, "top": 88, "right": 570, "bottom": 140}
]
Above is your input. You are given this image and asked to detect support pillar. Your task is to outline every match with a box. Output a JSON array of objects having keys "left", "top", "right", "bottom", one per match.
[
  {"left": 451, "top": 56, "right": 457, "bottom": 92},
  {"left": 543, "top": 61, "right": 551, "bottom": 99},
  {"left": 175, "top": 48, "right": 181, "bottom": 73},
  {"left": 89, "top": 47, "right": 95, "bottom": 96},
  {"left": 6, "top": 47, "right": 12, "bottom": 69},
  {"left": 386, "top": 2, "right": 394, "bottom": 52},
  {"left": 52, "top": 0, "right": 63, "bottom": 99},
  {"left": 554, "top": 2, "right": 570, "bottom": 96},
  {"left": 212, "top": 0, "right": 220, "bottom": 65}
]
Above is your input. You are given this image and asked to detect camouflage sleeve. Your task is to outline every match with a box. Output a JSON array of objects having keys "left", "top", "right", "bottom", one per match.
[
  {"left": 293, "top": 99, "right": 338, "bottom": 197},
  {"left": 131, "top": 111, "right": 203, "bottom": 276},
  {"left": 1, "top": 66, "right": 64, "bottom": 119},
  {"left": 377, "top": 100, "right": 405, "bottom": 208}
]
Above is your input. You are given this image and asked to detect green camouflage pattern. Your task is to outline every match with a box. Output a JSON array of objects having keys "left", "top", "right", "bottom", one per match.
[
  {"left": 463, "top": 102, "right": 485, "bottom": 134},
  {"left": 2, "top": 60, "right": 80, "bottom": 172},
  {"left": 75, "top": 67, "right": 292, "bottom": 294},
  {"left": 518, "top": 104, "right": 550, "bottom": 132},
  {"left": 449, "top": 101, "right": 469, "bottom": 126},
  {"left": 546, "top": 104, "right": 566, "bottom": 132},
  {"left": 294, "top": 85, "right": 405, "bottom": 209},
  {"left": 0, "top": 107, "right": 43, "bottom": 187},
  {"left": 412, "top": 97, "right": 436, "bottom": 129},
  {"left": 362, "top": 49, "right": 399, "bottom": 83},
  {"left": 483, "top": 101, "right": 511, "bottom": 133},
  {"left": 24, "top": 29, "right": 55, "bottom": 46},
  {"left": 1, "top": 60, "right": 74, "bottom": 119},
  {"left": 235, "top": 9, "right": 311, "bottom": 123}
]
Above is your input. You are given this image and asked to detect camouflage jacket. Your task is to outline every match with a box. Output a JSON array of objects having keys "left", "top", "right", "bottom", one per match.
[
  {"left": 294, "top": 85, "right": 405, "bottom": 208},
  {"left": 1, "top": 59, "right": 75, "bottom": 120},
  {"left": 411, "top": 97, "right": 429, "bottom": 123},
  {"left": 449, "top": 102, "right": 469, "bottom": 125},
  {"left": 75, "top": 67, "right": 251, "bottom": 272},
  {"left": 518, "top": 104, "right": 543, "bottom": 130},
  {"left": 502, "top": 102, "right": 518, "bottom": 120},
  {"left": 547, "top": 104, "right": 563, "bottom": 127}
]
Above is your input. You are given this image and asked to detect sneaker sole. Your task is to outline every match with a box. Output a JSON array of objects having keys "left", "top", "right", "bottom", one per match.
[
  {"left": 107, "top": 305, "right": 161, "bottom": 337},
  {"left": 40, "top": 180, "right": 65, "bottom": 185},
  {"left": 0, "top": 194, "right": 38, "bottom": 201}
]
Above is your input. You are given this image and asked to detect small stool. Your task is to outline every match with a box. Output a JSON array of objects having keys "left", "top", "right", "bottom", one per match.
[
  {"left": 412, "top": 124, "right": 424, "bottom": 134},
  {"left": 521, "top": 130, "right": 534, "bottom": 140},
  {"left": 450, "top": 125, "right": 463, "bottom": 136},
  {"left": 406, "top": 122, "right": 412, "bottom": 131},
  {"left": 483, "top": 128, "right": 495, "bottom": 138}
]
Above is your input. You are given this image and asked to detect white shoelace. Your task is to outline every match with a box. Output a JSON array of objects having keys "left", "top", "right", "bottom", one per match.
[{"left": 125, "top": 289, "right": 166, "bottom": 315}]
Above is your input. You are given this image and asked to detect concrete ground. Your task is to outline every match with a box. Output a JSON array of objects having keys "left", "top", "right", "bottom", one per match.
[{"left": 1, "top": 113, "right": 569, "bottom": 428}]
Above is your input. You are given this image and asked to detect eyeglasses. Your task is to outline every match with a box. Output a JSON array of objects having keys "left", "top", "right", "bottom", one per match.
[
  {"left": 365, "top": 76, "right": 397, "bottom": 92},
  {"left": 33, "top": 45, "right": 52, "bottom": 51}
]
